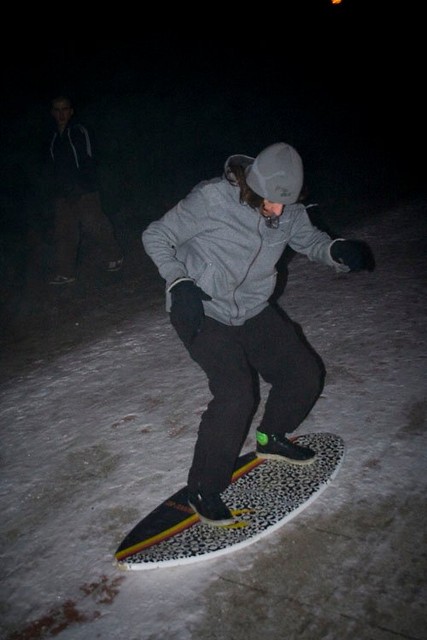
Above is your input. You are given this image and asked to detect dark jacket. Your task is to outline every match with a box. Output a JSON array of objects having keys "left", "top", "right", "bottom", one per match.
[{"left": 49, "top": 119, "right": 98, "bottom": 198}]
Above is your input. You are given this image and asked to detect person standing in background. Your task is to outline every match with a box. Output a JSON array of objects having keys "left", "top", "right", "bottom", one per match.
[{"left": 47, "top": 95, "right": 123, "bottom": 285}]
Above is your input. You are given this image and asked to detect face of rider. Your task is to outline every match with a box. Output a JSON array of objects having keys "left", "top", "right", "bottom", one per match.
[
  {"left": 260, "top": 200, "right": 284, "bottom": 218},
  {"left": 258, "top": 200, "right": 285, "bottom": 229}
]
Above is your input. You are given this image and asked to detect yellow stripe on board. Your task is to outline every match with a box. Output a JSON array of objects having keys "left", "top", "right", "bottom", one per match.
[
  {"left": 231, "top": 455, "right": 264, "bottom": 482},
  {"left": 115, "top": 513, "right": 200, "bottom": 561},
  {"left": 116, "top": 455, "right": 264, "bottom": 561}
]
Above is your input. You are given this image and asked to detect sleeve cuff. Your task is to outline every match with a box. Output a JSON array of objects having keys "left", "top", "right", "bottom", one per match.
[{"left": 167, "top": 277, "right": 194, "bottom": 293}]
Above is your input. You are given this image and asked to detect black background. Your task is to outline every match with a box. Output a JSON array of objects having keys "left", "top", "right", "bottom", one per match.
[{"left": 0, "top": 1, "right": 424, "bottom": 294}]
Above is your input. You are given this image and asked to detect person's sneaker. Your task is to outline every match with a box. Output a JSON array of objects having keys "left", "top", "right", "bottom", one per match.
[
  {"left": 256, "top": 430, "right": 316, "bottom": 465},
  {"left": 188, "top": 490, "right": 235, "bottom": 526},
  {"left": 107, "top": 258, "right": 123, "bottom": 272},
  {"left": 49, "top": 275, "right": 76, "bottom": 285}
]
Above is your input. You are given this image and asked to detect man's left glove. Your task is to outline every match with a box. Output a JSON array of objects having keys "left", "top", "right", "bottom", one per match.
[
  {"left": 330, "top": 239, "right": 375, "bottom": 272},
  {"left": 169, "top": 280, "right": 212, "bottom": 349}
]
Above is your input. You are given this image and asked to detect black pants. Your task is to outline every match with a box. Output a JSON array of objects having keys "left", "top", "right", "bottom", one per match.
[
  {"left": 52, "top": 192, "right": 122, "bottom": 278},
  {"left": 186, "top": 304, "right": 325, "bottom": 495}
]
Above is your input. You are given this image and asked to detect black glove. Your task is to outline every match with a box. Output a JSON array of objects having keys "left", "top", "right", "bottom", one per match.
[
  {"left": 330, "top": 239, "right": 375, "bottom": 272},
  {"left": 169, "top": 280, "right": 212, "bottom": 348}
]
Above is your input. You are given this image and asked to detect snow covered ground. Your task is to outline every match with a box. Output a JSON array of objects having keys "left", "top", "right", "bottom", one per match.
[{"left": 1, "top": 194, "right": 426, "bottom": 639}]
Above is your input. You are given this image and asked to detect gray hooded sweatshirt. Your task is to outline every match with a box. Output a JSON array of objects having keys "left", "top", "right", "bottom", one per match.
[{"left": 142, "top": 154, "right": 347, "bottom": 327}]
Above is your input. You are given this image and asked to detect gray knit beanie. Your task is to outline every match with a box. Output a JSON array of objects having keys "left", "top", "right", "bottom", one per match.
[{"left": 245, "top": 142, "right": 303, "bottom": 204}]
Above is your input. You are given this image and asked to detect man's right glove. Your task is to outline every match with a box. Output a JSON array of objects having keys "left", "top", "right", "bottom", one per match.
[
  {"left": 169, "top": 279, "right": 212, "bottom": 349},
  {"left": 330, "top": 239, "right": 376, "bottom": 272}
]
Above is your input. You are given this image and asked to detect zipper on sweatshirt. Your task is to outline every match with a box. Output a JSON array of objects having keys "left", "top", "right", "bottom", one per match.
[{"left": 230, "top": 216, "right": 264, "bottom": 323}]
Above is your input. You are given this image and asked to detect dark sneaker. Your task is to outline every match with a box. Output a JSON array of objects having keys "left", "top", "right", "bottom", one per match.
[
  {"left": 256, "top": 430, "right": 316, "bottom": 465},
  {"left": 49, "top": 275, "right": 76, "bottom": 285},
  {"left": 107, "top": 258, "right": 124, "bottom": 272},
  {"left": 188, "top": 490, "right": 235, "bottom": 526}
]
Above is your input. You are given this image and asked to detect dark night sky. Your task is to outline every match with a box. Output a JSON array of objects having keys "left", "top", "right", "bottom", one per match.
[
  {"left": 1, "top": 2, "right": 416, "bottom": 119},
  {"left": 0, "top": 1, "right": 424, "bottom": 211}
]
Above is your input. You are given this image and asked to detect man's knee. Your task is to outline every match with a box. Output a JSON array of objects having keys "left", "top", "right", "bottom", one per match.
[{"left": 213, "top": 381, "right": 257, "bottom": 421}]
